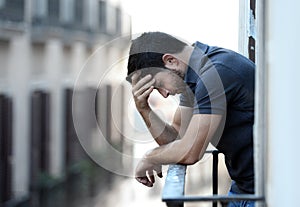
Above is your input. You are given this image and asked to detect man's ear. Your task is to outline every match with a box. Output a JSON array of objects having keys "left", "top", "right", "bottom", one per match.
[{"left": 162, "top": 54, "right": 179, "bottom": 69}]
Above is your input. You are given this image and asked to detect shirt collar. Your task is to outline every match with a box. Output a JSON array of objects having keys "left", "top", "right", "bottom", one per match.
[{"left": 184, "top": 41, "right": 209, "bottom": 83}]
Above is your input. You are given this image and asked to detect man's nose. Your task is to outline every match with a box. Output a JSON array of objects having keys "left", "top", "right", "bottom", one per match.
[{"left": 158, "top": 88, "right": 170, "bottom": 98}]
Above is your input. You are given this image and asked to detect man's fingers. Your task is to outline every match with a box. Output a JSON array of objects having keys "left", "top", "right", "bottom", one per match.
[
  {"left": 133, "top": 79, "right": 155, "bottom": 98},
  {"left": 157, "top": 172, "right": 163, "bottom": 178},
  {"left": 136, "top": 176, "right": 153, "bottom": 187},
  {"left": 132, "top": 74, "right": 153, "bottom": 93},
  {"left": 154, "top": 166, "right": 163, "bottom": 178},
  {"left": 148, "top": 171, "right": 155, "bottom": 184},
  {"left": 138, "top": 86, "right": 154, "bottom": 100},
  {"left": 133, "top": 82, "right": 155, "bottom": 99},
  {"left": 131, "top": 71, "right": 141, "bottom": 85}
]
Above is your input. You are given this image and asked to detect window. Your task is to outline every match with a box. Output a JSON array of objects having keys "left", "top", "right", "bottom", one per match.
[
  {"left": 74, "top": 0, "right": 83, "bottom": 25},
  {"left": 0, "top": 0, "right": 24, "bottom": 22},
  {"left": 0, "top": 40, "right": 9, "bottom": 79},
  {"left": 48, "top": 0, "right": 60, "bottom": 24},
  {"left": 99, "top": 1, "right": 107, "bottom": 33},
  {"left": 115, "top": 7, "right": 122, "bottom": 35},
  {"left": 30, "top": 90, "right": 50, "bottom": 189},
  {"left": 61, "top": 0, "right": 74, "bottom": 24},
  {"left": 0, "top": 94, "right": 13, "bottom": 202},
  {"left": 106, "top": 3, "right": 117, "bottom": 35},
  {"left": 64, "top": 88, "right": 86, "bottom": 167},
  {"left": 33, "top": 0, "right": 47, "bottom": 19}
]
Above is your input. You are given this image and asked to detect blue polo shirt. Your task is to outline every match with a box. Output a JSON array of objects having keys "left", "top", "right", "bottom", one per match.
[{"left": 180, "top": 42, "right": 255, "bottom": 194}]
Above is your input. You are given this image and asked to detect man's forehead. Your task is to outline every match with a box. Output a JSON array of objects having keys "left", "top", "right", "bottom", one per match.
[{"left": 126, "top": 67, "right": 166, "bottom": 83}]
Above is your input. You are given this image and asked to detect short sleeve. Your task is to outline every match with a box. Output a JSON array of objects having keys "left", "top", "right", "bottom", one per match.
[
  {"left": 194, "top": 67, "right": 226, "bottom": 114},
  {"left": 181, "top": 64, "right": 240, "bottom": 115}
]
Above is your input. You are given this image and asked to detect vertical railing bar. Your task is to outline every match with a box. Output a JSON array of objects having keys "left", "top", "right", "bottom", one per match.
[
  {"left": 212, "top": 150, "right": 219, "bottom": 207},
  {"left": 254, "top": 0, "right": 266, "bottom": 206}
]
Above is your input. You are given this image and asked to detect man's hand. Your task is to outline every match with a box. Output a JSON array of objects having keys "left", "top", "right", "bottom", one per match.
[
  {"left": 131, "top": 72, "right": 155, "bottom": 113},
  {"left": 135, "top": 158, "right": 163, "bottom": 187}
]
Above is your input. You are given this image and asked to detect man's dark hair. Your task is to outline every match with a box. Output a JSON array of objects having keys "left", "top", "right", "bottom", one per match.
[{"left": 126, "top": 32, "right": 188, "bottom": 83}]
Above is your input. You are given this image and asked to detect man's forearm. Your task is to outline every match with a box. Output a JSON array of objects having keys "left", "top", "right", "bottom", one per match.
[
  {"left": 143, "top": 114, "right": 223, "bottom": 165},
  {"left": 143, "top": 139, "right": 199, "bottom": 166},
  {"left": 140, "top": 108, "right": 179, "bottom": 145}
]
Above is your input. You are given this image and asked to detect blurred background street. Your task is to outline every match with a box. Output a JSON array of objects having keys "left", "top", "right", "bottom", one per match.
[{"left": 0, "top": 0, "right": 236, "bottom": 206}]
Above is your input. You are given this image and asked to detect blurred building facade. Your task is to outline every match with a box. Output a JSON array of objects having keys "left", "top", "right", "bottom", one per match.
[{"left": 0, "top": 0, "right": 132, "bottom": 206}]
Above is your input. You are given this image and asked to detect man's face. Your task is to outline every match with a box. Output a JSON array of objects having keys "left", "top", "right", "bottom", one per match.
[{"left": 153, "top": 70, "right": 186, "bottom": 98}]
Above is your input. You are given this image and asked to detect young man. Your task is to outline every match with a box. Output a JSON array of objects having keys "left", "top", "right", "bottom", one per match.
[{"left": 126, "top": 32, "right": 255, "bottom": 207}]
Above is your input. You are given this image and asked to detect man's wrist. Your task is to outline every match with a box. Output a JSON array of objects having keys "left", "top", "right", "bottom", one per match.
[
  {"left": 144, "top": 147, "right": 162, "bottom": 165},
  {"left": 139, "top": 106, "right": 152, "bottom": 117}
]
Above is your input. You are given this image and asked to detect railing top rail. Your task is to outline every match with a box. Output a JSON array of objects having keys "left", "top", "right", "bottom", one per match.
[
  {"left": 162, "top": 194, "right": 264, "bottom": 203},
  {"left": 162, "top": 152, "right": 265, "bottom": 206}
]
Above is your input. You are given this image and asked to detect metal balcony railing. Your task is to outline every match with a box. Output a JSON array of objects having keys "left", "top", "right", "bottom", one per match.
[{"left": 162, "top": 151, "right": 264, "bottom": 207}]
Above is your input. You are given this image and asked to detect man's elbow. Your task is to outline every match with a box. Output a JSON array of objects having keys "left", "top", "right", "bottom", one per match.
[
  {"left": 178, "top": 154, "right": 200, "bottom": 165},
  {"left": 173, "top": 141, "right": 204, "bottom": 165}
]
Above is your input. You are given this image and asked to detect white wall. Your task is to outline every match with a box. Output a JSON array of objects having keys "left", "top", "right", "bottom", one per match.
[{"left": 265, "top": 0, "right": 300, "bottom": 206}]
